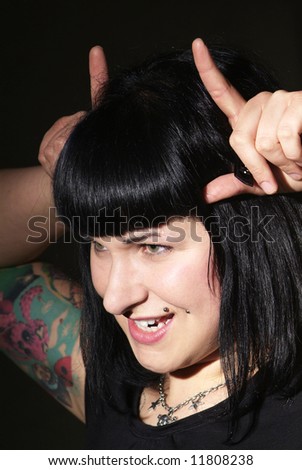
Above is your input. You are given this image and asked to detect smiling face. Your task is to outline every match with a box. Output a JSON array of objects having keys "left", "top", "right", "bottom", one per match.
[{"left": 90, "top": 218, "right": 221, "bottom": 375}]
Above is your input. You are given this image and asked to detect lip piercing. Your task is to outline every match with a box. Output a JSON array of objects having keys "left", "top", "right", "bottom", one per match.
[{"left": 163, "top": 307, "right": 191, "bottom": 314}]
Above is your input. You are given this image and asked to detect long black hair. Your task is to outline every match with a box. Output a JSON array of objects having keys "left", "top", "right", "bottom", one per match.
[{"left": 53, "top": 44, "right": 302, "bottom": 416}]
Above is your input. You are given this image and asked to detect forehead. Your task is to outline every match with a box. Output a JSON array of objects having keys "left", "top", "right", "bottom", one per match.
[{"left": 97, "top": 217, "right": 208, "bottom": 244}]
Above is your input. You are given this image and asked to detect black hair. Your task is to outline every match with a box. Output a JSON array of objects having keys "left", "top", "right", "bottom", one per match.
[{"left": 53, "top": 45, "right": 302, "bottom": 421}]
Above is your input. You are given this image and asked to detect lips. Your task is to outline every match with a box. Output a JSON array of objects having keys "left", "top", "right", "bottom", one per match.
[{"left": 128, "top": 313, "right": 174, "bottom": 344}]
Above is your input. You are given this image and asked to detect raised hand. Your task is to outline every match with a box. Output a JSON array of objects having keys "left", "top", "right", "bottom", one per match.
[
  {"left": 192, "top": 38, "right": 302, "bottom": 203},
  {"left": 38, "top": 46, "right": 108, "bottom": 177}
]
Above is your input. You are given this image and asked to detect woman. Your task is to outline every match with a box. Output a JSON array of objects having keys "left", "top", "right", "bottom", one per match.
[{"left": 1, "top": 39, "right": 302, "bottom": 449}]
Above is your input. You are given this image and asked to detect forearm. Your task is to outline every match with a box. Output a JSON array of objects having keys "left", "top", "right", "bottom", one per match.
[
  {"left": 0, "top": 262, "right": 85, "bottom": 421},
  {"left": 0, "top": 166, "right": 65, "bottom": 267}
]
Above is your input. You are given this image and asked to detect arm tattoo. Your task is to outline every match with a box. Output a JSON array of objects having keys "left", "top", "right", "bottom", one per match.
[{"left": 0, "top": 262, "right": 84, "bottom": 414}]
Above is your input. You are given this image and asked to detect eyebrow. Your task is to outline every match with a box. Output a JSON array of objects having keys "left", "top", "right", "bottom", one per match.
[{"left": 121, "top": 229, "right": 161, "bottom": 244}]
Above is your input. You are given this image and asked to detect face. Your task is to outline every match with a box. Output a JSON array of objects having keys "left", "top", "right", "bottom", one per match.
[{"left": 90, "top": 218, "right": 221, "bottom": 375}]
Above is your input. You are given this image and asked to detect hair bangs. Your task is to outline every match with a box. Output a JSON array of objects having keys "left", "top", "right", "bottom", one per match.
[{"left": 54, "top": 94, "right": 213, "bottom": 239}]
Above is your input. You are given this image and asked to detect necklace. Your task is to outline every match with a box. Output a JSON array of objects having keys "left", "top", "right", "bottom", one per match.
[{"left": 154, "top": 375, "right": 226, "bottom": 427}]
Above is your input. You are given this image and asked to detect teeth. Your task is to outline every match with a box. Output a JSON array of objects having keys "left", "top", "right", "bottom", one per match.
[
  {"left": 134, "top": 319, "right": 156, "bottom": 329},
  {"left": 134, "top": 315, "right": 173, "bottom": 332},
  {"left": 136, "top": 320, "right": 149, "bottom": 328}
]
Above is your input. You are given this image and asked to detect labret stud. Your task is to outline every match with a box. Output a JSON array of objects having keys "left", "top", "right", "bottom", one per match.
[{"left": 162, "top": 307, "right": 191, "bottom": 314}]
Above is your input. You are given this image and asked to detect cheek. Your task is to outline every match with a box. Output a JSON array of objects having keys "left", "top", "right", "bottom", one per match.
[
  {"left": 90, "top": 258, "right": 107, "bottom": 298},
  {"left": 155, "top": 257, "right": 216, "bottom": 308},
  {"left": 114, "top": 313, "right": 128, "bottom": 333}
]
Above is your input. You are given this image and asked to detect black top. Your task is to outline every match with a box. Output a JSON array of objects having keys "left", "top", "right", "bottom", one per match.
[{"left": 85, "top": 373, "right": 302, "bottom": 450}]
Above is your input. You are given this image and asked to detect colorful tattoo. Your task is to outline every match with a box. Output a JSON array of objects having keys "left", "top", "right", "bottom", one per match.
[{"left": 0, "top": 263, "right": 84, "bottom": 416}]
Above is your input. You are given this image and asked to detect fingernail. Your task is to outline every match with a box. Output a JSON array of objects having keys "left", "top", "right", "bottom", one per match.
[
  {"left": 288, "top": 173, "right": 302, "bottom": 181},
  {"left": 234, "top": 164, "right": 254, "bottom": 187},
  {"left": 260, "top": 181, "right": 276, "bottom": 194}
]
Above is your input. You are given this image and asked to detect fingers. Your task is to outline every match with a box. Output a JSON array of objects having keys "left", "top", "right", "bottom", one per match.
[
  {"left": 192, "top": 38, "right": 302, "bottom": 201},
  {"left": 192, "top": 38, "right": 246, "bottom": 128},
  {"left": 204, "top": 165, "right": 302, "bottom": 203},
  {"left": 203, "top": 174, "right": 265, "bottom": 204},
  {"left": 89, "top": 45, "right": 109, "bottom": 108},
  {"left": 38, "top": 112, "right": 85, "bottom": 177},
  {"left": 254, "top": 90, "right": 302, "bottom": 179},
  {"left": 38, "top": 46, "right": 108, "bottom": 178},
  {"left": 259, "top": 91, "right": 302, "bottom": 164},
  {"left": 232, "top": 91, "right": 302, "bottom": 189},
  {"left": 192, "top": 38, "right": 278, "bottom": 193},
  {"left": 229, "top": 93, "right": 279, "bottom": 193}
]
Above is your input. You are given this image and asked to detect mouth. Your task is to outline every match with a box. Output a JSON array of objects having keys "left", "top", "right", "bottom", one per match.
[
  {"left": 128, "top": 313, "right": 174, "bottom": 344},
  {"left": 133, "top": 313, "right": 174, "bottom": 332}
]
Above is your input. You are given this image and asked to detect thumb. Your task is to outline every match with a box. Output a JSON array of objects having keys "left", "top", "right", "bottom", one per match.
[{"left": 203, "top": 174, "right": 265, "bottom": 203}]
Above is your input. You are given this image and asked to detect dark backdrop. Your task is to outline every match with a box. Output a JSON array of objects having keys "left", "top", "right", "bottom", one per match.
[{"left": 0, "top": 0, "right": 301, "bottom": 450}]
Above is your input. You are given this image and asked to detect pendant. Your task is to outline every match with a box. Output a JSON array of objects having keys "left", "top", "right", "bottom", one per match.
[
  {"left": 189, "top": 397, "right": 204, "bottom": 411},
  {"left": 148, "top": 398, "right": 161, "bottom": 411},
  {"left": 156, "top": 413, "right": 177, "bottom": 426}
]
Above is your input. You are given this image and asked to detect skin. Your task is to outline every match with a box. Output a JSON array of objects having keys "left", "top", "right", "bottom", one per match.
[
  {"left": 0, "top": 262, "right": 85, "bottom": 421},
  {"left": 1, "top": 39, "right": 301, "bottom": 426},
  {"left": 0, "top": 47, "right": 108, "bottom": 267},
  {"left": 90, "top": 219, "right": 221, "bottom": 375},
  {"left": 87, "top": 41, "right": 302, "bottom": 418},
  {"left": 90, "top": 219, "right": 225, "bottom": 420},
  {"left": 191, "top": 38, "right": 302, "bottom": 202},
  {"left": 38, "top": 46, "right": 108, "bottom": 177}
]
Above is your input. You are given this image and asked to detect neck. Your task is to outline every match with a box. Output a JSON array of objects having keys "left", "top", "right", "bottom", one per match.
[
  {"left": 140, "top": 354, "right": 228, "bottom": 426},
  {"left": 165, "top": 355, "right": 225, "bottom": 404}
]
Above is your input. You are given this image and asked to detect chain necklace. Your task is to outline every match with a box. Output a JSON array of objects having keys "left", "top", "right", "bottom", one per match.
[{"left": 154, "top": 374, "right": 226, "bottom": 427}]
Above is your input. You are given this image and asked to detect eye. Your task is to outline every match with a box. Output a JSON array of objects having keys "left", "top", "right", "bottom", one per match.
[
  {"left": 142, "top": 244, "right": 172, "bottom": 256},
  {"left": 92, "top": 241, "right": 108, "bottom": 253}
]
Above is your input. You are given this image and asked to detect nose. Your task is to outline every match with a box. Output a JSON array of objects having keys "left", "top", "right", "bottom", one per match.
[{"left": 102, "top": 259, "right": 148, "bottom": 316}]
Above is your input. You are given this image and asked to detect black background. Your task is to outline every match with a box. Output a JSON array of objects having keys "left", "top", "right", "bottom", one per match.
[{"left": 0, "top": 0, "right": 301, "bottom": 449}]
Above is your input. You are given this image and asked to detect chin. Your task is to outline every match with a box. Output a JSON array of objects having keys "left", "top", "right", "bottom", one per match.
[
  {"left": 134, "top": 354, "right": 170, "bottom": 374},
  {"left": 138, "top": 361, "right": 167, "bottom": 374}
]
